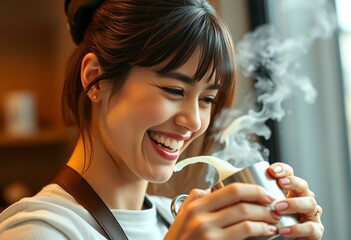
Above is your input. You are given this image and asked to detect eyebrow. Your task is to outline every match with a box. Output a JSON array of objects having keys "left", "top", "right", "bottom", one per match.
[{"left": 157, "top": 72, "right": 221, "bottom": 90}]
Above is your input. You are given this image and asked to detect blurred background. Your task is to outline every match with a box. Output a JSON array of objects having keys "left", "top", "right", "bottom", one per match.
[
  {"left": 0, "top": 0, "right": 350, "bottom": 239},
  {"left": 0, "top": 1, "right": 76, "bottom": 210}
]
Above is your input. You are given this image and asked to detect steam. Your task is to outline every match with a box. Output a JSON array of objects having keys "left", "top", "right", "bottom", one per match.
[{"left": 206, "top": 0, "right": 337, "bottom": 183}]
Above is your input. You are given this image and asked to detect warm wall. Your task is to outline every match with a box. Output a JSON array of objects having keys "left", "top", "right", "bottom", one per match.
[{"left": 0, "top": 0, "right": 76, "bottom": 209}]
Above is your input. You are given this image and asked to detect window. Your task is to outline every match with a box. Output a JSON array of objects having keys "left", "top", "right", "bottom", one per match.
[
  {"left": 336, "top": 0, "right": 351, "bottom": 159},
  {"left": 265, "top": 0, "right": 351, "bottom": 239}
]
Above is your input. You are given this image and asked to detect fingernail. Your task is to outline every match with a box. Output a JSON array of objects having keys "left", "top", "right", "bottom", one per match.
[
  {"left": 272, "top": 165, "right": 283, "bottom": 173},
  {"left": 274, "top": 202, "right": 288, "bottom": 211},
  {"left": 268, "top": 224, "right": 277, "bottom": 232},
  {"left": 279, "top": 227, "right": 291, "bottom": 235},
  {"left": 279, "top": 177, "right": 291, "bottom": 185}
]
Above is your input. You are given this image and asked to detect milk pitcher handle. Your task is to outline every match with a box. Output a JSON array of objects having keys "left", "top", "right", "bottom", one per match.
[{"left": 170, "top": 194, "right": 188, "bottom": 218}]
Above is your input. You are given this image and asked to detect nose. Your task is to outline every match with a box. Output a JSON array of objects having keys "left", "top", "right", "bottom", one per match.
[{"left": 174, "top": 102, "right": 202, "bottom": 132}]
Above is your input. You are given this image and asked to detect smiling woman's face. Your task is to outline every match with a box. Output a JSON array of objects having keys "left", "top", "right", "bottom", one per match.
[{"left": 94, "top": 50, "right": 220, "bottom": 183}]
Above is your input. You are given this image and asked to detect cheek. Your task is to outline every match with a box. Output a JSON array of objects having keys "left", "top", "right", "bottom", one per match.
[
  {"left": 135, "top": 98, "right": 178, "bottom": 126},
  {"left": 140, "top": 106, "right": 168, "bottom": 125},
  {"left": 198, "top": 109, "right": 212, "bottom": 135}
]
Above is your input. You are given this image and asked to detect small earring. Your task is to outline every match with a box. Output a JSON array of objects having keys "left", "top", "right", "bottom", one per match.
[{"left": 93, "top": 95, "right": 97, "bottom": 100}]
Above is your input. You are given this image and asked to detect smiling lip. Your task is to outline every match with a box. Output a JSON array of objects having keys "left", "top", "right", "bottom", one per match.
[
  {"left": 149, "top": 138, "right": 179, "bottom": 161},
  {"left": 147, "top": 131, "right": 188, "bottom": 161}
]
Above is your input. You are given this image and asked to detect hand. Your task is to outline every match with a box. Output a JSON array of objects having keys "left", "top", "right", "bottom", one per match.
[
  {"left": 165, "top": 184, "right": 281, "bottom": 240},
  {"left": 268, "top": 163, "right": 324, "bottom": 240}
]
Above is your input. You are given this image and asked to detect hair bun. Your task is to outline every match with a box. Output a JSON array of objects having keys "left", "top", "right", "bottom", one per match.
[{"left": 64, "top": 0, "right": 104, "bottom": 44}]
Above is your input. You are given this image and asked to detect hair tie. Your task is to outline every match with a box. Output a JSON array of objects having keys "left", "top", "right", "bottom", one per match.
[{"left": 64, "top": 0, "right": 105, "bottom": 44}]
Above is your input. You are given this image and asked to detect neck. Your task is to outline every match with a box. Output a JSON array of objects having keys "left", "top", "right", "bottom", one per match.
[{"left": 67, "top": 137, "right": 148, "bottom": 210}]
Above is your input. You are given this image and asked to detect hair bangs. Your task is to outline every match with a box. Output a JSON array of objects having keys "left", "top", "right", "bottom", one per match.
[{"left": 154, "top": 12, "right": 234, "bottom": 88}]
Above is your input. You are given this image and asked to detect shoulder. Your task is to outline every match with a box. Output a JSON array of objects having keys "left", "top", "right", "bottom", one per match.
[
  {"left": 0, "top": 184, "right": 105, "bottom": 239},
  {"left": 0, "top": 219, "right": 70, "bottom": 240}
]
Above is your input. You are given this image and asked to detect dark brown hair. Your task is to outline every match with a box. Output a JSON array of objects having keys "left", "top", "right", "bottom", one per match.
[{"left": 62, "top": 0, "right": 236, "bottom": 160}]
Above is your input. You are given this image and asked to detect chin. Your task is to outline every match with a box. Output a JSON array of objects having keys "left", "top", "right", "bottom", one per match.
[{"left": 146, "top": 170, "right": 173, "bottom": 184}]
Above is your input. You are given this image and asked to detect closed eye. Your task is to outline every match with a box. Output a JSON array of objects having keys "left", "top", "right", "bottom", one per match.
[
  {"left": 159, "top": 87, "right": 184, "bottom": 97},
  {"left": 201, "top": 96, "right": 217, "bottom": 105}
]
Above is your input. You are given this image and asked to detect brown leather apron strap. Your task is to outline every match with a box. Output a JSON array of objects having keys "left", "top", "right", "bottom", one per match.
[{"left": 52, "top": 165, "right": 128, "bottom": 240}]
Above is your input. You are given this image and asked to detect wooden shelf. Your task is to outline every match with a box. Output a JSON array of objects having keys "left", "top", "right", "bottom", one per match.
[{"left": 0, "top": 127, "right": 77, "bottom": 148}]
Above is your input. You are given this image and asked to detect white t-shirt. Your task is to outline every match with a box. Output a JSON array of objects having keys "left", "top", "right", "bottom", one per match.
[{"left": 0, "top": 184, "right": 174, "bottom": 240}]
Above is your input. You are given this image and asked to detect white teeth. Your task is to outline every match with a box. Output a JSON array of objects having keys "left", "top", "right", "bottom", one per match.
[
  {"left": 149, "top": 132, "right": 184, "bottom": 150},
  {"left": 170, "top": 139, "right": 178, "bottom": 149},
  {"left": 165, "top": 138, "right": 171, "bottom": 147}
]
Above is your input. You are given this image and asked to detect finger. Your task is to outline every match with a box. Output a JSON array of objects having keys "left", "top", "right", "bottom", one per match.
[
  {"left": 224, "top": 221, "right": 278, "bottom": 240},
  {"left": 185, "top": 188, "right": 211, "bottom": 202},
  {"left": 268, "top": 163, "right": 294, "bottom": 178},
  {"left": 277, "top": 176, "right": 315, "bottom": 198},
  {"left": 315, "top": 205, "right": 323, "bottom": 218},
  {"left": 192, "top": 183, "right": 276, "bottom": 213},
  {"left": 178, "top": 189, "right": 210, "bottom": 215},
  {"left": 274, "top": 197, "right": 318, "bottom": 220},
  {"left": 183, "top": 183, "right": 276, "bottom": 216},
  {"left": 278, "top": 221, "right": 324, "bottom": 240},
  {"left": 302, "top": 204, "right": 323, "bottom": 224},
  {"left": 206, "top": 203, "right": 281, "bottom": 228}
]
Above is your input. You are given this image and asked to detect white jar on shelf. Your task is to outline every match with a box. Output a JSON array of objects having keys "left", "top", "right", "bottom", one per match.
[{"left": 3, "top": 90, "right": 37, "bottom": 137}]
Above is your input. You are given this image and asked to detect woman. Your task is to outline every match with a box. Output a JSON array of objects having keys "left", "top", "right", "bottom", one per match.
[{"left": 0, "top": 0, "right": 323, "bottom": 239}]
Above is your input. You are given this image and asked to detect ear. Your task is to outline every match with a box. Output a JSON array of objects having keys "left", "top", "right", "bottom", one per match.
[{"left": 81, "top": 53, "right": 103, "bottom": 102}]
